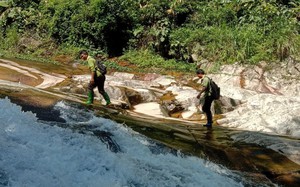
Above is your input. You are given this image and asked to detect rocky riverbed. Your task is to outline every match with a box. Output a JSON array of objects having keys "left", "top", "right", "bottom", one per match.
[{"left": 0, "top": 57, "right": 300, "bottom": 186}]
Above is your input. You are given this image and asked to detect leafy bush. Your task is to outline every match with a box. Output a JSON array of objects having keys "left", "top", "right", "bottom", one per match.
[
  {"left": 0, "top": 26, "right": 19, "bottom": 50},
  {"left": 167, "top": 0, "right": 300, "bottom": 64},
  {"left": 121, "top": 49, "right": 194, "bottom": 72},
  {"left": 0, "top": 0, "right": 40, "bottom": 33},
  {"left": 0, "top": 0, "right": 300, "bottom": 68}
]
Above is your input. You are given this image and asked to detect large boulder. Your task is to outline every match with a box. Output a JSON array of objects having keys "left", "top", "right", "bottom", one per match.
[{"left": 210, "top": 62, "right": 300, "bottom": 138}]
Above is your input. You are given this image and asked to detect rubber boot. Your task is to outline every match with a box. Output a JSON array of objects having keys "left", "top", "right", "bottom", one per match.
[
  {"left": 103, "top": 92, "right": 111, "bottom": 105},
  {"left": 86, "top": 91, "right": 94, "bottom": 105},
  {"left": 203, "top": 123, "right": 212, "bottom": 127}
]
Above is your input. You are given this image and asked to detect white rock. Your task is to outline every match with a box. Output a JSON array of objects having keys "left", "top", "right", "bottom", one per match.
[{"left": 133, "top": 102, "right": 166, "bottom": 118}]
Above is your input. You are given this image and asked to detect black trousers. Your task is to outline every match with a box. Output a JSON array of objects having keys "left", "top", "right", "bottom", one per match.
[
  {"left": 88, "top": 75, "right": 106, "bottom": 95},
  {"left": 202, "top": 96, "right": 213, "bottom": 124}
]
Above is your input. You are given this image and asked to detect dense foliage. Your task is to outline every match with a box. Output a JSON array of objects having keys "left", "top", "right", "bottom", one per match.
[{"left": 1, "top": 0, "right": 300, "bottom": 69}]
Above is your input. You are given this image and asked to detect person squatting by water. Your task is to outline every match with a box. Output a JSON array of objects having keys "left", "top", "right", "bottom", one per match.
[
  {"left": 79, "top": 50, "right": 111, "bottom": 106},
  {"left": 196, "top": 69, "right": 213, "bottom": 127}
]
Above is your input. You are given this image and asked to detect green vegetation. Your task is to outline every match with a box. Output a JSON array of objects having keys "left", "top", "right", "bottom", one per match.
[
  {"left": 0, "top": 0, "right": 300, "bottom": 72},
  {"left": 120, "top": 49, "right": 192, "bottom": 72}
]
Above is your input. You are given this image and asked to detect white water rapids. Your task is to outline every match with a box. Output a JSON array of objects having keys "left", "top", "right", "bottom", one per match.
[{"left": 0, "top": 97, "right": 256, "bottom": 187}]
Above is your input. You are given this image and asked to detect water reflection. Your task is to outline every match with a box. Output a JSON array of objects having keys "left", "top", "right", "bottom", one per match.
[{"left": 204, "top": 127, "right": 214, "bottom": 141}]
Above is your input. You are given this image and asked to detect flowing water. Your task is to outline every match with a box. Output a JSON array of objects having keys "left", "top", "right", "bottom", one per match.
[{"left": 0, "top": 97, "right": 267, "bottom": 187}]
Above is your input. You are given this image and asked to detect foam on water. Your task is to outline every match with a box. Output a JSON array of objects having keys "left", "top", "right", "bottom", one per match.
[{"left": 0, "top": 98, "right": 247, "bottom": 186}]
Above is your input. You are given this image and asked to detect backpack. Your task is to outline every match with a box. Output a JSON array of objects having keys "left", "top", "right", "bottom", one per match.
[
  {"left": 96, "top": 60, "right": 107, "bottom": 75},
  {"left": 208, "top": 77, "right": 220, "bottom": 100}
]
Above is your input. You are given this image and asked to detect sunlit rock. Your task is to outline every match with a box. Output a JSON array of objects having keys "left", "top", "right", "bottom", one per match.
[
  {"left": 143, "top": 73, "right": 160, "bottom": 81},
  {"left": 161, "top": 100, "right": 184, "bottom": 117},
  {"left": 133, "top": 88, "right": 157, "bottom": 102},
  {"left": 181, "top": 105, "right": 201, "bottom": 120},
  {"left": 218, "top": 94, "right": 300, "bottom": 138},
  {"left": 152, "top": 75, "right": 176, "bottom": 88},
  {"left": 113, "top": 72, "right": 135, "bottom": 80},
  {"left": 133, "top": 102, "right": 167, "bottom": 118},
  {"left": 165, "top": 85, "right": 198, "bottom": 108}
]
